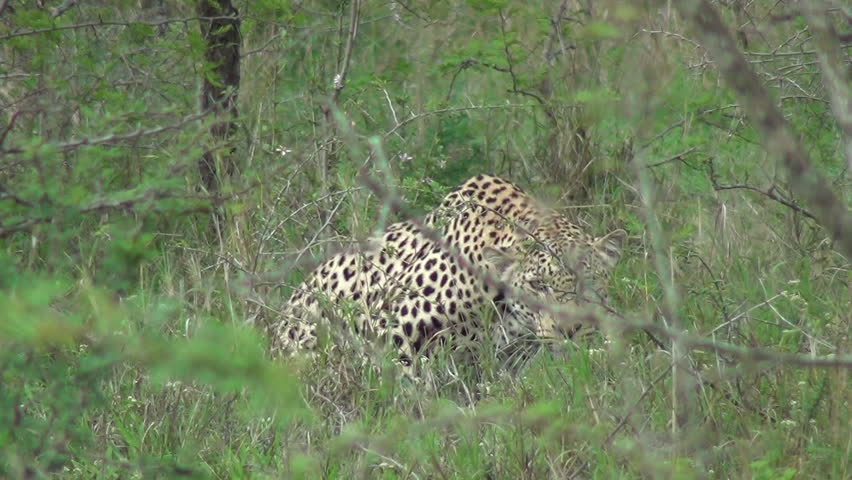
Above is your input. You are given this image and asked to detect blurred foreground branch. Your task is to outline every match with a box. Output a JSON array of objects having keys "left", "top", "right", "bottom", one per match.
[
  {"left": 800, "top": 4, "right": 852, "bottom": 168},
  {"left": 674, "top": 0, "right": 852, "bottom": 259}
]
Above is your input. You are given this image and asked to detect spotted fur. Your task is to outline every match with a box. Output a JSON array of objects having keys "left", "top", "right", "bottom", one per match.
[{"left": 270, "top": 174, "right": 625, "bottom": 367}]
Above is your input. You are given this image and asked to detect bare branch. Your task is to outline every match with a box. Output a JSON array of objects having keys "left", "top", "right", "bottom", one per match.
[
  {"left": 544, "top": 0, "right": 574, "bottom": 62},
  {"left": 674, "top": 0, "right": 852, "bottom": 259},
  {"left": 498, "top": 9, "right": 556, "bottom": 126},
  {"left": 707, "top": 160, "right": 817, "bottom": 220},
  {"left": 645, "top": 147, "right": 699, "bottom": 168},
  {"left": 713, "top": 183, "right": 817, "bottom": 221},
  {"left": 604, "top": 366, "right": 671, "bottom": 446},
  {"left": 0, "top": 110, "right": 24, "bottom": 148},
  {"left": 383, "top": 104, "right": 543, "bottom": 139},
  {"left": 446, "top": 58, "right": 510, "bottom": 102}
]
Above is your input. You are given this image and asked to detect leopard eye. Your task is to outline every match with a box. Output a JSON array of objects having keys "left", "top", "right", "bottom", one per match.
[{"left": 528, "top": 278, "right": 548, "bottom": 291}]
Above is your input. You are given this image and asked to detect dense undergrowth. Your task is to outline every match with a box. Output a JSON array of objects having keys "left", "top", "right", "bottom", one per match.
[{"left": 1, "top": 1, "right": 849, "bottom": 478}]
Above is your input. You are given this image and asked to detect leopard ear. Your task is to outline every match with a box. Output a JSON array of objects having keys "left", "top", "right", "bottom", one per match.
[
  {"left": 594, "top": 229, "right": 627, "bottom": 268},
  {"left": 482, "top": 246, "right": 519, "bottom": 277}
]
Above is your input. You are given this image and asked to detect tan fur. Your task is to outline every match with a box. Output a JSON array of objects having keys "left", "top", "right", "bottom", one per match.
[{"left": 270, "top": 175, "right": 625, "bottom": 368}]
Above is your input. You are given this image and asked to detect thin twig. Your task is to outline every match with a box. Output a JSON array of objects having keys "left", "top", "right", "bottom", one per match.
[
  {"left": 707, "top": 160, "right": 817, "bottom": 220},
  {"left": 645, "top": 147, "right": 698, "bottom": 168},
  {"left": 0, "top": 160, "right": 275, "bottom": 239},
  {"left": 498, "top": 9, "right": 556, "bottom": 126},
  {"left": 383, "top": 104, "right": 543, "bottom": 139},
  {"left": 544, "top": 0, "right": 574, "bottom": 62},
  {"left": 604, "top": 366, "right": 672, "bottom": 446},
  {"left": 0, "top": 111, "right": 25, "bottom": 148},
  {"left": 713, "top": 184, "right": 817, "bottom": 221}
]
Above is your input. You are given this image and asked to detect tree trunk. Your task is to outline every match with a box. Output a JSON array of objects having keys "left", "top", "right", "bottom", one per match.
[{"left": 197, "top": 0, "right": 241, "bottom": 193}]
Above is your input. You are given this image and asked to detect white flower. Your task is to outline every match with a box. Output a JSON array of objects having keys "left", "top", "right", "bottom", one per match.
[
  {"left": 333, "top": 73, "right": 343, "bottom": 89},
  {"left": 399, "top": 152, "right": 413, "bottom": 163},
  {"left": 274, "top": 146, "right": 292, "bottom": 157}
]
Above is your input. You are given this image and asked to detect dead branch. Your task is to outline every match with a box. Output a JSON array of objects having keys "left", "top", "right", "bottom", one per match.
[
  {"left": 446, "top": 58, "right": 510, "bottom": 102},
  {"left": 0, "top": 110, "right": 24, "bottom": 149}
]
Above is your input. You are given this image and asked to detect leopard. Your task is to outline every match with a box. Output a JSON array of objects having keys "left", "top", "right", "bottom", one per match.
[
  {"left": 270, "top": 175, "right": 541, "bottom": 354},
  {"left": 270, "top": 174, "right": 625, "bottom": 369}
]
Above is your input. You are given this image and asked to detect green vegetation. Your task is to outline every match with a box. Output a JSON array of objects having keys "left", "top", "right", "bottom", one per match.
[{"left": 1, "top": 1, "right": 849, "bottom": 478}]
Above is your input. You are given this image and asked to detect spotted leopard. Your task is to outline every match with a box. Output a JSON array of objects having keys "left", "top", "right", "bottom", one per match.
[{"left": 271, "top": 175, "right": 625, "bottom": 367}]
